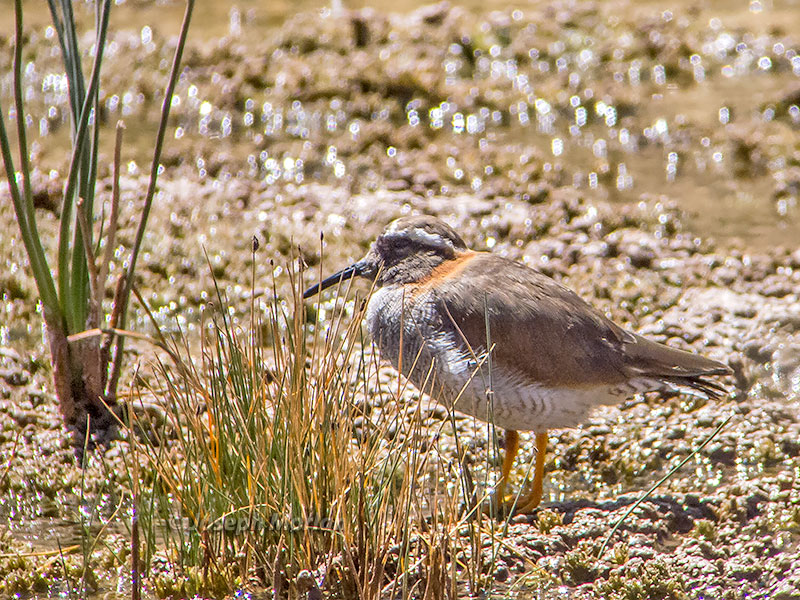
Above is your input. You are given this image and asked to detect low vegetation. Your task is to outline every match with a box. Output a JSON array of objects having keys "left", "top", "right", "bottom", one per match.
[{"left": 126, "top": 258, "right": 512, "bottom": 597}]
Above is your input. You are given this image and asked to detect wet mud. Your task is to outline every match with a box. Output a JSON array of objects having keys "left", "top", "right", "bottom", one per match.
[{"left": 1, "top": 0, "right": 799, "bottom": 597}]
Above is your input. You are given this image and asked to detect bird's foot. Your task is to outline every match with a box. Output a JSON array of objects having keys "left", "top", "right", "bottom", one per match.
[
  {"left": 485, "top": 487, "right": 543, "bottom": 517},
  {"left": 508, "top": 487, "right": 543, "bottom": 514}
]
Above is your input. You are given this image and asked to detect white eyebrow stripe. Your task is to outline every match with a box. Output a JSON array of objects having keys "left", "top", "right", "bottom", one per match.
[{"left": 383, "top": 227, "right": 455, "bottom": 251}]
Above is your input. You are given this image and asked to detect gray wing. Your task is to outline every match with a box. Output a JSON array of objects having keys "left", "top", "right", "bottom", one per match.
[{"left": 431, "top": 254, "right": 729, "bottom": 390}]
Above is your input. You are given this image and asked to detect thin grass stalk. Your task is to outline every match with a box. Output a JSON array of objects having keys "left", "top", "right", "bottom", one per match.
[
  {"left": 115, "top": 0, "right": 194, "bottom": 331},
  {"left": 74, "top": 200, "right": 99, "bottom": 331},
  {"left": 0, "top": 0, "right": 60, "bottom": 318},
  {"left": 108, "top": 0, "right": 195, "bottom": 404},
  {"left": 12, "top": 0, "right": 33, "bottom": 234},
  {"left": 86, "top": 0, "right": 103, "bottom": 210},
  {"left": 597, "top": 413, "right": 732, "bottom": 558},
  {"left": 46, "top": 0, "right": 86, "bottom": 128},
  {"left": 69, "top": 0, "right": 108, "bottom": 332},
  {"left": 481, "top": 294, "right": 501, "bottom": 584},
  {"left": 131, "top": 503, "right": 140, "bottom": 600},
  {"left": 96, "top": 122, "right": 124, "bottom": 311},
  {"left": 44, "top": 2, "right": 74, "bottom": 106},
  {"left": 56, "top": 0, "right": 111, "bottom": 331},
  {"left": 77, "top": 421, "right": 93, "bottom": 597},
  {"left": 56, "top": 539, "right": 73, "bottom": 597},
  {"left": 309, "top": 233, "right": 326, "bottom": 398},
  {"left": 123, "top": 374, "right": 143, "bottom": 599}
]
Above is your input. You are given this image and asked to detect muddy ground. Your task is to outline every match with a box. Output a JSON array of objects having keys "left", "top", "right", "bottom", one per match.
[{"left": 1, "top": 0, "right": 800, "bottom": 598}]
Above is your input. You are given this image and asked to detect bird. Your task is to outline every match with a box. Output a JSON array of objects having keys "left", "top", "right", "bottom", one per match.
[{"left": 303, "top": 215, "right": 731, "bottom": 513}]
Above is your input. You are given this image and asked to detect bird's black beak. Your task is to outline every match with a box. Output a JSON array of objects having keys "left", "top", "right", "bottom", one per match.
[{"left": 303, "top": 258, "right": 377, "bottom": 299}]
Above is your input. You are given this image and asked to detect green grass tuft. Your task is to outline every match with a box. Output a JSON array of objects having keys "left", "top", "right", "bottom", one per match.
[{"left": 125, "top": 257, "right": 508, "bottom": 597}]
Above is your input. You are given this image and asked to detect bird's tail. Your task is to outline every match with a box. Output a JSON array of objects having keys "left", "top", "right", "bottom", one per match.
[
  {"left": 622, "top": 332, "right": 732, "bottom": 398},
  {"left": 659, "top": 373, "right": 729, "bottom": 399}
]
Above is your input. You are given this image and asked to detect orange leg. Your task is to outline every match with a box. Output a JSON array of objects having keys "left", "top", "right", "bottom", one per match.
[
  {"left": 515, "top": 432, "right": 548, "bottom": 513},
  {"left": 493, "top": 430, "right": 548, "bottom": 514},
  {"left": 494, "top": 429, "right": 520, "bottom": 505}
]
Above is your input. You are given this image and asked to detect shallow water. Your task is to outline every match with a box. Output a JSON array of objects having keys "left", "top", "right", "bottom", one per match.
[{"left": 2, "top": 0, "right": 799, "bottom": 252}]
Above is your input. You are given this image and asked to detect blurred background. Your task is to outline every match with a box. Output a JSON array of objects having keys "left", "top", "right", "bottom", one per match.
[{"left": 2, "top": 0, "right": 799, "bottom": 251}]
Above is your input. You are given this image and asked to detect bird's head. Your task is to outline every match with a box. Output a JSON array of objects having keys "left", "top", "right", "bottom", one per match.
[{"left": 303, "top": 215, "right": 467, "bottom": 298}]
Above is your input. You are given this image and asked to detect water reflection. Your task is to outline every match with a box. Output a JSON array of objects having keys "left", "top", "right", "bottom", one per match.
[{"left": 3, "top": 0, "right": 799, "bottom": 255}]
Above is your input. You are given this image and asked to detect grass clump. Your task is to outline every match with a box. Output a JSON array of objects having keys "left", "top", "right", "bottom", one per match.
[
  {"left": 692, "top": 519, "right": 718, "bottom": 542},
  {"left": 609, "top": 542, "right": 630, "bottom": 566},
  {"left": 595, "top": 560, "right": 686, "bottom": 600},
  {"left": 563, "top": 543, "right": 599, "bottom": 585},
  {"left": 0, "top": 0, "right": 194, "bottom": 446},
  {"left": 126, "top": 257, "right": 506, "bottom": 597},
  {"left": 536, "top": 508, "right": 563, "bottom": 534}
]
